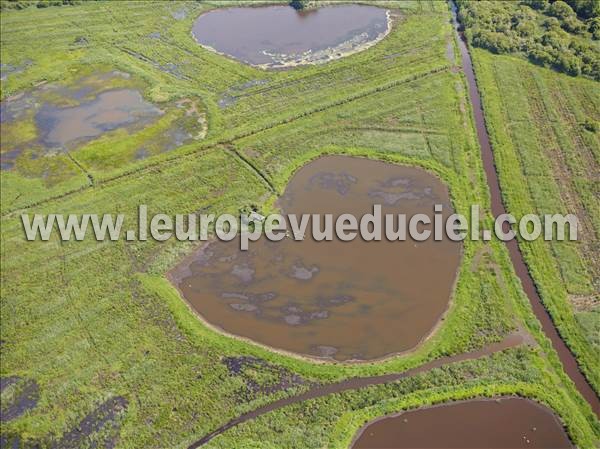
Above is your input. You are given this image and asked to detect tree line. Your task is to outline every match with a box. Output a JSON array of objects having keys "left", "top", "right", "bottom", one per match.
[{"left": 456, "top": 0, "right": 600, "bottom": 80}]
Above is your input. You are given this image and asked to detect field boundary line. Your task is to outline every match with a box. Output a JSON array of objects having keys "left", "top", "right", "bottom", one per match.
[
  {"left": 67, "top": 152, "right": 94, "bottom": 186},
  {"left": 1, "top": 67, "right": 448, "bottom": 217},
  {"left": 223, "top": 145, "right": 277, "bottom": 194}
]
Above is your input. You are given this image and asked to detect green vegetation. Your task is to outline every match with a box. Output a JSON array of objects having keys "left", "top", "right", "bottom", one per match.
[
  {"left": 1, "top": 1, "right": 599, "bottom": 447},
  {"left": 456, "top": 0, "right": 600, "bottom": 79},
  {"left": 0, "top": 0, "right": 87, "bottom": 10},
  {"left": 203, "top": 348, "right": 596, "bottom": 449},
  {"left": 289, "top": 0, "right": 309, "bottom": 10},
  {"left": 469, "top": 49, "right": 600, "bottom": 391}
]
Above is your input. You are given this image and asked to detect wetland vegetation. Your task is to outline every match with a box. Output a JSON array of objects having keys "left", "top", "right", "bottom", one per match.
[{"left": 0, "top": 1, "right": 598, "bottom": 448}]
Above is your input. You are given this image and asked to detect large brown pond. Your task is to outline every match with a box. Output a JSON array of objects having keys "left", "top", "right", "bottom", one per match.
[
  {"left": 352, "top": 398, "right": 573, "bottom": 449},
  {"left": 191, "top": 5, "right": 390, "bottom": 68},
  {"left": 170, "top": 156, "right": 461, "bottom": 361}
]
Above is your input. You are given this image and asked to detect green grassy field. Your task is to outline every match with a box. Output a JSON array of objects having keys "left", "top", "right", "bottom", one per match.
[
  {"left": 470, "top": 49, "right": 600, "bottom": 391},
  {"left": 1, "top": 1, "right": 599, "bottom": 448}
]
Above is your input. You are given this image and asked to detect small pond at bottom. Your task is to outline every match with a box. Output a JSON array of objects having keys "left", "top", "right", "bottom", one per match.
[{"left": 351, "top": 398, "right": 572, "bottom": 449}]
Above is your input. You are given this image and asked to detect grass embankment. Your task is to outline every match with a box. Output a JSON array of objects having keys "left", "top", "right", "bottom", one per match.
[
  {"left": 470, "top": 49, "right": 600, "bottom": 392},
  {"left": 1, "top": 1, "right": 598, "bottom": 447},
  {"left": 0, "top": 0, "right": 444, "bottom": 213},
  {"left": 202, "top": 348, "right": 597, "bottom": 449}
]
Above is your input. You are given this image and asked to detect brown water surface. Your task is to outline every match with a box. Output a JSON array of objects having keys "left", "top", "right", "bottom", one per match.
[
  {"left": 351, "top": 398, "right": 573, "bottom": 449},
  {"left": 0, "top": 71, "right": 164, "bottom": 169},
  {"left": 191, "top": 5, "right": 389, "bottom": 68},
  {"left": 36, "top": 89, "right": 162, "bottom": 148},
  {"left": 171, "top": 156, "right": 461, "bottom": 361}
]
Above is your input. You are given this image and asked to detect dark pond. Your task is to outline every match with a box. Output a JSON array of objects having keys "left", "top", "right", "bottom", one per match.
[
  {"left": 35, "top": 89, "right": 161, "bottom": 148},
  {"left": 0, "top": 71, "right": 163, "bottom": 169},
  {"left": 351, "top": 398, "right": 573, "bottom": 449},
  {"left": 170, "top": 156, "right": 461, "bottom": 361},
  {"left": 191, "top": 5, "right": 390, "bottom": 68},
  {"left": 0, "top": 71, "right": 207, "bottom": 171}
]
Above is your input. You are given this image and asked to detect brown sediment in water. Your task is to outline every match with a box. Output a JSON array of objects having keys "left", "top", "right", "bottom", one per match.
[
  {"left": 191, "top": 5, "right": 392, "bottom": 69},
  {"left": 187, "top": 332, "right": 528, "bottom": 448},
  {"left": 449, "top": 1, "right": 600, "bottom": 417},
  {"left": 1, "top": 72, "right": 208, "bottom": 170},
  {"left": 170, "top": 156, "right": 462, "bottom": 361},
  {"left": 351, "top": 397, "right": 573, "bottom": 449},
  {"left": 36, "top": 89, "right": 162, "bottom": 148},
  {"left": 0, "top": 72, "right": 161, "bottom": 169}
]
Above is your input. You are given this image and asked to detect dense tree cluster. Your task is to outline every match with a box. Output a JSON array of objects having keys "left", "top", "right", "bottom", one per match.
[
  {"left": 0, "top": 0, "right": 94, "bottom": 10},
  {"left": 456, "top": 0, "right": 600, "bottom": 80},
  {"left": 289, "top": 0, "right": 310, "bottom": 10}
]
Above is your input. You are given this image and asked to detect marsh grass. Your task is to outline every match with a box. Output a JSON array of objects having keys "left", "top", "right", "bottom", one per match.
[{"left": 0, "top": 1, "right": 598, "bottom": 447}]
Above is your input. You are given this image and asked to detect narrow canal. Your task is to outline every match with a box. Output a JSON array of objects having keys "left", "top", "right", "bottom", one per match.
[
  {"left": 450, "top": 0, "right": 600, "bottom": 417},
  {"left": 188, "top": 334, "right": 526, "bottom": 448}
]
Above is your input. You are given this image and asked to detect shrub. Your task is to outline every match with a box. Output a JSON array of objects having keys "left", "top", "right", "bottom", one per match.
[
  {"left": 588, "top": 17, "right": 600, "bottom": 39},
  {"left": 581, "top": 119, "right": 599, "bottom": 133},
  {"left": 547, "top": 1, "right": 576, "bottom": 20},
  {"left": 456, "top": 1, "right": 597, "bottom": 79},
  {"left": 556, "top": 53, "right": 582, "bottom": 75},
  {"left": 289, "top": 0, "right": 309, "bottom": 10},
  {"left": 564, "top": 0, "right": 600, "bottom": 19},
  {"left": 528, "top": 47, "right": 554, "bottom": 66},
  {"left": 522, "top": 0, "right": 548, "bottom": 10}
]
